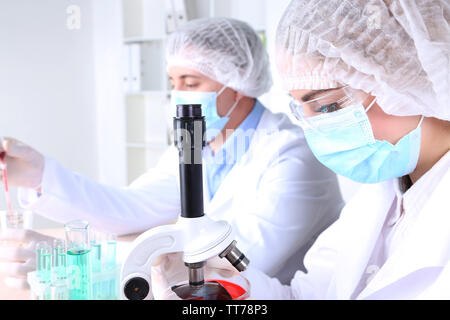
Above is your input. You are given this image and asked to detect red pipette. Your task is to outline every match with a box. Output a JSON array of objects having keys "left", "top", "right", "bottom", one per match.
[{"left": 0, "top": 151, "right": 13, "bottom": 214}]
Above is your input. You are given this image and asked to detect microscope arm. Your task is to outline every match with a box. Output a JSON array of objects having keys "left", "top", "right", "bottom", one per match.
[
  {"left": 120, "top": 223, "right": 184, "bottom": 300},
  {"left": 119, "top": 216, "right": 243, "bottom": 300}
]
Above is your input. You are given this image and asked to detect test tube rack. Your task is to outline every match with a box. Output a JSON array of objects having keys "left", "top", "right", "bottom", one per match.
[{"left": 27, "top": 264, "right": 120, "bottom": 300}]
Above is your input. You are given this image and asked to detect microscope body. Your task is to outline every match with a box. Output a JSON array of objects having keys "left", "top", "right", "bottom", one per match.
[{"left": 120, "top": 104, "right": 249, "bottom": 300}]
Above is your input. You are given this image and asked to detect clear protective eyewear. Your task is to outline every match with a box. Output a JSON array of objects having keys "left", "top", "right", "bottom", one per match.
[{"left": 289, "top": 86, "right": 373, "bottom": 130}]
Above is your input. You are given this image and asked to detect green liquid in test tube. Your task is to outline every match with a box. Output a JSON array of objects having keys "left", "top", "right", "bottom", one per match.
[
  {"left": 36, "top": 241, "right": 52, "bottom": 300},
  {"left": 90, "top": 230, "right": 102, "bottom": 299},
  {"left": 105, "top": 233, "right": 117, "bottom": 299},
  {"left": 65, "top": 220, "right": 92, "bottom": 300},
  {"left": 90, "top": 231, "right": 102, "bottom": 273},
  {"left": 36, "top": 241, "right": 52, "bottom": 283},
  {"left": 106, "top": 233, "right": 117, "bottom": 270},
  {"left": 51, "top": 238, "right": 68, "bottom": 300},
  {"left": 53, "top": 239, "right": 67, "bottom": 281}
]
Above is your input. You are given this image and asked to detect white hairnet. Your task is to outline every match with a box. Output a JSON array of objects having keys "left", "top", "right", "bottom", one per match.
[
  {"left": 276, "top": 0, "right": 450, "bottom": 121},
  {"left": 166, "top": 17, "right": 272, "bottom": 98}
]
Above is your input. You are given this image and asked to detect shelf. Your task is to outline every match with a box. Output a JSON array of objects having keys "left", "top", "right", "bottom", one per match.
[
  {"left": 122, "top": 41, "right": 168, "bottom": 93},
  {"left": 125, "top": 90, "right": 170, "bottom": 97},
  {"left": 127, "top": 142, "right": 168, "bottom": 149},
  {"left": 124, "top": 36, "right": 166, "bottom": 44}
]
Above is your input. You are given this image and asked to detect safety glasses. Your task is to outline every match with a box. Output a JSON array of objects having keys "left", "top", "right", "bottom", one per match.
[{"left": 289, "top": 86, "right": 369, "bottom": 130}]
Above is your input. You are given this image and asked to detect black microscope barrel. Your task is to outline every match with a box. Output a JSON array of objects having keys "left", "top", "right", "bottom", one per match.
[{"left": 174, "top": 104, "right": 206, "bottom": 219}]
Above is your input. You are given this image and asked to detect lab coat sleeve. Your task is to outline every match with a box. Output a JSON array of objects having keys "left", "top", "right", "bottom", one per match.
[
  {"left": 242, "top": 206, "right": 346, "bottom": 300},
  {"left": 18, "top": 148, "right": 181, "bottom": 235},
  {"left": 242, "top": 266, "right": 296, "bottom": 299},
  {"left": 416, "top": 263, "right": 450, "bottom": 299},
  {"left": 230, "top": 130, "right": 344, "bottom": 279},
  {"left": 242, "top": 243, "right": 340, "bottom": 299}
]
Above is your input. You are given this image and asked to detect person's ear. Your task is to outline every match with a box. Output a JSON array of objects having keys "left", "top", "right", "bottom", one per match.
[{"left": 235, "top": 91, "right": 245, "bottom": 102}]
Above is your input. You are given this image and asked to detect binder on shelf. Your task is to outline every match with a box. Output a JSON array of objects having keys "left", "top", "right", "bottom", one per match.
[
  {"left": 165, "top": 0, "right": 187, "bottom": 33},
  {"left": 129, "top": 44, "right": 142, "bottom": 93},
  {"left": 122, "top": 45, "right": 131, "bottom": 93},
  {"left": 122, "top": 43, "right": 142, "bottom": 94}
]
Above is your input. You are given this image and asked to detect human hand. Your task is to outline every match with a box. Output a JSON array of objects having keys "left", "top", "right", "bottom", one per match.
[
  {"left": 151, "top": 252, "right": 247, "bottom": 300},
  {"left": 0, "top": 229, "right": 56, "bottom": 289},
  {"left": 0, "top": 137, "right": 45, "bottom": 189}
]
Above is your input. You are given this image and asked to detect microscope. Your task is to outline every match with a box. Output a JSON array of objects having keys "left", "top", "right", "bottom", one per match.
[{"left": 120, "top": 104, "right": 249, "bottom": 300}]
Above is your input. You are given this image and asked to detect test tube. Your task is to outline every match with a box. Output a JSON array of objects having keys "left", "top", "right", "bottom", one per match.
[
  {"left": 104, "top": 233, "right": 117, "bottom": 299},
  {"left": 51, "top": 282, "right": 68, "bottom": 300},
  {"left": 36, "top": 241, "right": 52, "bottom": 283},
  {"left": 105, "top": 233, "right": 117, "bottom": 270},
  {"left": 52, "top": 239, "right": 67, "bottom": 281},
  {"left": 65, "top": 220, "right": 92, "bottom": 300},
  {"left": 89, "top": 230, "right": 102, "bottom": 273},
  {"left": 36, "top": 241, "right": 52, "bottom": 300},
  {"left": 90, "top": 230, "right": 103, "bottom": 299}
]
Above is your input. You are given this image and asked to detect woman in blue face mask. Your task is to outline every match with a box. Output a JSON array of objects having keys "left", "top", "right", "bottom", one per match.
[
  {"left": 241, "top": 0, "right": 450, "bottom": 300},
  {"left": 288, "top": 86, "right": 427, "bottom": 184}
]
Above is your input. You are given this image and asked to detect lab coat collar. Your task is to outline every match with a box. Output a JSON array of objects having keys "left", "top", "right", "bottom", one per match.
[
  {"left": 358, "top": 153, "right": 450, "bottom": 299},
  {"left": 334, "top": 181, "right": 395, "bottom": 299}
]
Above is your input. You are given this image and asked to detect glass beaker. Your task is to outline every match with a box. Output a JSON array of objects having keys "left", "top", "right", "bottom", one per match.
[
  {"left": 156, "top": 265, "right": 250, "bottom": 300},
  {"left": 0, "top": 209, "right": 33, "bottom": 246},
  {"left": 65, "top": 220, "right": 92, "bottom": 300},
  {"left": 0, "top": 209, "right": 33, "bottom": 230}
]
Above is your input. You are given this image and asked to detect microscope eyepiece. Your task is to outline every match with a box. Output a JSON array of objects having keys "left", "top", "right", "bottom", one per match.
[{"left": 176, "top": 104, "right": 202, "bottom": 118}]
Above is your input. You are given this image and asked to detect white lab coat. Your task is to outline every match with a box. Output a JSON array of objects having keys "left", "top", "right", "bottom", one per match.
[
  {"left": 18, "top": 107, "right": 344, "bottom": 284},
  {"left": 244, "top": 151, "right": 450, "bottom": 299}
]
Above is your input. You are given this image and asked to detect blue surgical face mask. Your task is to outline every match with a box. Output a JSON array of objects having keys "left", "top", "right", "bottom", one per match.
[
  {"left": 301, "top": 99, "right": 424, "bottom": 184},
  {"left": 171, "top": 86, "right": 239, "bottom": 141}
]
